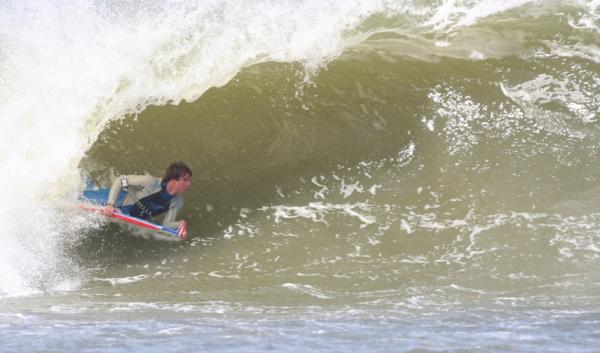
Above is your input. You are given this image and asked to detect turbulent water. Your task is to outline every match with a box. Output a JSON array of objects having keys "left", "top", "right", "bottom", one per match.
[{"left": 2, "top": 0, "right": 600, "bottom": 352}]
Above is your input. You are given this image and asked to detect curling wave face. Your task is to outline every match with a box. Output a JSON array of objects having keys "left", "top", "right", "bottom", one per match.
[{"left": 2, "top": 0, "right": 600, "bottom": 306}]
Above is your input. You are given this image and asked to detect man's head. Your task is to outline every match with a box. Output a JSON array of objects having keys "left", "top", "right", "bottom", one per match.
[{"left": 163, "top": 161, "right": 192, "bottom": 194}]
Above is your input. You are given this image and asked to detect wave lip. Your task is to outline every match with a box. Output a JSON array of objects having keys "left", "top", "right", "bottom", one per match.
[{"left": 0, "top": 0, "right": 390, "bottom": 297}]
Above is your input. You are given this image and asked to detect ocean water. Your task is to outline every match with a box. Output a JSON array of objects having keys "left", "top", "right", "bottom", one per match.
[{"left": 2, "top": 0, "right": 600, "bottom": 352}]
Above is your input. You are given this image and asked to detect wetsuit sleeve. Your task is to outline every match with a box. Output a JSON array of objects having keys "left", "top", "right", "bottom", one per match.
[
  {"left": 107, "top": 176, "right": 123, "bottom": 206},
  {"left": 162, "top": 196, "right": 184, "bottom": 229},
  {"left": 107, "top": 175, "right": 156, "bottom": 206}
]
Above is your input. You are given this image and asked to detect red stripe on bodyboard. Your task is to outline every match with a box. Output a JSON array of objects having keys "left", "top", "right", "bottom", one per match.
[
  {"left": 111, "top": 211, "right": 162, "bottom": 231},
  {"left": 80, "top": 204, "right": 178, "bottom": 237}
]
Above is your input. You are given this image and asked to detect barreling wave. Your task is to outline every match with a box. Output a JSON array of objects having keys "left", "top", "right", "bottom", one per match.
[{"left": 1, "top": 0, "right": 599, "bottom": 298}]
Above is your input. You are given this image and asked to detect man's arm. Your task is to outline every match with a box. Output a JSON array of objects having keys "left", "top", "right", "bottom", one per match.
[
  {"left": 163, "top": 197, "right": 188, "bottom": 239},
  {"left": 103, "top": 176, "right": 124, "bottom": 215},
  {"left": 106, "top": 176, "right": 124, "bottom": 207},
  {"left": 104, "top": 175, "right": 156, "bottom": 215}
]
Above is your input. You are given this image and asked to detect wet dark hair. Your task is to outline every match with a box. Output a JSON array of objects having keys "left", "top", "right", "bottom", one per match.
[{"left": 162, "top": 161, "right": 192, "bottom": 184}]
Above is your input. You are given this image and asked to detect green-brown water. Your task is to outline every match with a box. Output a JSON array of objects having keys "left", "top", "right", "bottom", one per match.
[{"left": 2, "top": 1, "right": 600, "bottom": 352}]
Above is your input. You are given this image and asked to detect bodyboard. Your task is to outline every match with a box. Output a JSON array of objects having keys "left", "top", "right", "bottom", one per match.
[{"left": 81, "top": 187, "right": 182, "bottom": 241}]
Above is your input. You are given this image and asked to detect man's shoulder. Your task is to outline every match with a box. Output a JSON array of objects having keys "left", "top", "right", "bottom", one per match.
[{"left": 172, "top": 194, "right": 184, "bottom": 208}]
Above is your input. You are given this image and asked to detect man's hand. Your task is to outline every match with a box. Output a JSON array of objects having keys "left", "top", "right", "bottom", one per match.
[
  {"left": 103, "top": 205, "right": 115, "bottom": 216},
  {"left": 178, "top": 221, "right": 188, "bottom": 240}
]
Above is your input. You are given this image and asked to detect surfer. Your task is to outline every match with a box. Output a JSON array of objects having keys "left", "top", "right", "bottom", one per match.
[{"left": 103, "top": 161, "right": 192, "bottom": 239}]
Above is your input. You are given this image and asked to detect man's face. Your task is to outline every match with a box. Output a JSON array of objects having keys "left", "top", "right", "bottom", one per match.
[{"left": 172, "top": 173, "right": 192, "bottom": 194}]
